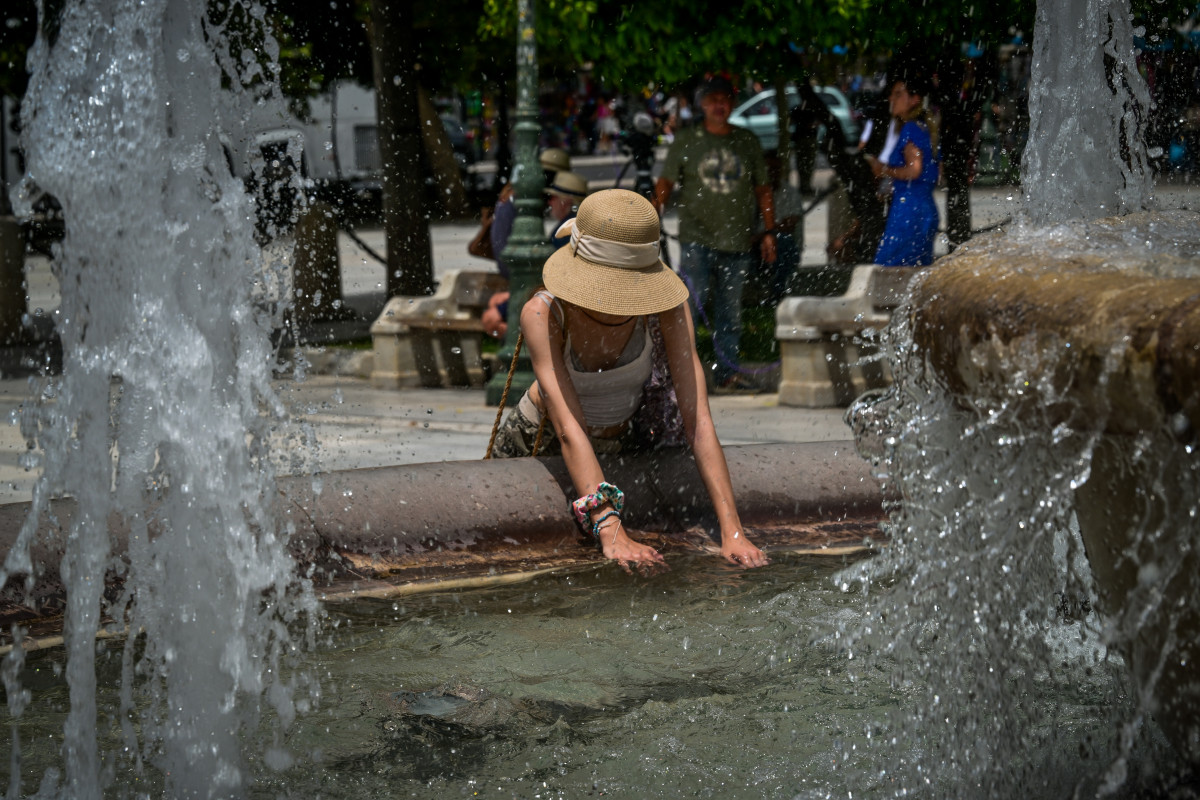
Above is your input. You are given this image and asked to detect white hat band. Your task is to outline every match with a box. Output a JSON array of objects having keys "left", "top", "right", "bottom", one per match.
[{"left": 558, "top": 218, "right": 661, "bottom": 269}]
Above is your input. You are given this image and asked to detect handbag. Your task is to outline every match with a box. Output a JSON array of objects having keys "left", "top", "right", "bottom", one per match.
[{"left": 468, "top": 207, "right": 495, "bottom": 260}]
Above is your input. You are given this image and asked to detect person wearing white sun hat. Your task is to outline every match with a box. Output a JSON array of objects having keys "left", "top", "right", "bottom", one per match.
[{"left": 489, "top": 189, "right": 769, "bottom": 571}]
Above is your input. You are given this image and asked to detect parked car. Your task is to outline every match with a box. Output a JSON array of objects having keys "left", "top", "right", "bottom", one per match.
[{"left": 728, "top": 86, "right": 859, "bottom": 150}]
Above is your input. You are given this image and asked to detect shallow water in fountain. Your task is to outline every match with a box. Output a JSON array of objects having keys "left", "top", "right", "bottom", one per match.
[{"left": 4, "top": 554, "right": 1193, "bottom": 798}]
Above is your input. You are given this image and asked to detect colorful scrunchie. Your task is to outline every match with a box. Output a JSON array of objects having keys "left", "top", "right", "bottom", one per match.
[{"left": 571, "top": 482, "right": 626, "bottom": 527}]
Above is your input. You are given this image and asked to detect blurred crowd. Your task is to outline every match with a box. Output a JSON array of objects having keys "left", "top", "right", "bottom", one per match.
[
  {"left": 462, "top": 39, "right": 1200, "bottom": 388},
  {"left": 450, "top": 39, "right": 1199, "bottom": 185},
  {"left": 534, "top": 82, "right": 696, "bottom": 156}
]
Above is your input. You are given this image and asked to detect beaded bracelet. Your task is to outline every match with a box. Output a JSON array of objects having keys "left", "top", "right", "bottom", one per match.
[
  {"left": 590, "top": 509, "right": 622, "bottom": 540},
  {"left": 571, "top": 482, "right": 625, "bottom": 526}
]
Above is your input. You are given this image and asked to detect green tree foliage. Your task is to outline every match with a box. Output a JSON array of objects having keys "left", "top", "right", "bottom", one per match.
[
  {"left": 1, "top": 0, "right": 38, "bottom": 101},
  {"left": 478, "top": 0, "right": 597, "bottom": 77},
  {"left": 270, "top": 0, "right": 373, "bottom": 99},
  {"left": 405, "top": 0, "right": 514, "bottom": 92},
  {"left": 867, "top": 0, "right": 1033, "bottom": 53},
  {"left": 267, "top": 0, "right": 515, "bottom": 99},
  {"left": 479, "top": 0, "right": 859, "bottom": 87}
]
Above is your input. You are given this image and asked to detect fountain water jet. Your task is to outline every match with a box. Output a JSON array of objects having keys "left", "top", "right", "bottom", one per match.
[
  {"left": 4, "top": 0, "right": 315, "bottom": 795},
  {"left": 846, "top": 0, "right": 1200, "bottom": 792},
  {"left": 1023, "top": 0, "right": 1153, "bottom": 223}
]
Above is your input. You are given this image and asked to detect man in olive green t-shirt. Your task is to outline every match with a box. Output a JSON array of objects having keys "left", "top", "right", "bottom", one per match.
[{"left": 655, "top": 75, "right": 776, "bottom": 389}]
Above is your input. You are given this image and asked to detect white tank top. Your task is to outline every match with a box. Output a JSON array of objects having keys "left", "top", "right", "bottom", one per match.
[{"left": 519, "top": 291, "right": 653, "bottom": 427}]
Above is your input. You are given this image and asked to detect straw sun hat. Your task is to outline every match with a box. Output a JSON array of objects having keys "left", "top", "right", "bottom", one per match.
[
  {"left": 538, "top": 147, "right": 571, "bottom": 173},
  {"left": 543, "top": 189, "right": 689, "bottom": 316},
  {"left": 544, "top": 170, "right": 588, "bottom": 200}
]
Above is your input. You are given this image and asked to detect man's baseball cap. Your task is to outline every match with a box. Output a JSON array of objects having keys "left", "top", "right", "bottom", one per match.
[{"left": 699, "top": 75, "right": 735, "bottom": 98}]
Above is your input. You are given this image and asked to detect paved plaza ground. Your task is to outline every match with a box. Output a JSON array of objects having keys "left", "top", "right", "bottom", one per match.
[{"left": 0, "top": 376, "right": 856, "bottom": 506}]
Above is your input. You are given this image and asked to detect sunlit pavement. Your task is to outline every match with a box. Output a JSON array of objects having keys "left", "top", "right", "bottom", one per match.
[
  {"left": 0, "top": 375, "right": 853, "bottom": 506},
  {"left": 19, "top": 175, "right": 1200, "bottom": 317}
]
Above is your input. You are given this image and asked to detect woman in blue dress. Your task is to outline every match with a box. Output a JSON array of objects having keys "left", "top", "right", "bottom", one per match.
[{"left": 869, "top": 78, "right": 939, "bottom": 266}]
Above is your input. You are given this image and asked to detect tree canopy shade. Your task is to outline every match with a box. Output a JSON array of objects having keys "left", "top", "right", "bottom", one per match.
[
  {"left": 265, "top": 0, "right": 1194, "bottom": 113},
  {"left": 473, "top": 0, "right": 1031, "bottom": 90},
  {"left": 270, "top": 0, "right": 374, "bottom": 101},
  {"left": 266, "top": 0, "right": 515, "bottom": 101},
  {"left": 479, "top": 0, "right": 872, "bottom": 87},
  {"left": 0, "top": 0, "right": 38, "bottom": 101}
]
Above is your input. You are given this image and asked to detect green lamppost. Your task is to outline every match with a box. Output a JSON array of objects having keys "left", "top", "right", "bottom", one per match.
[{"left": 485, "top": 0, "right": 552, "bottom": 406}]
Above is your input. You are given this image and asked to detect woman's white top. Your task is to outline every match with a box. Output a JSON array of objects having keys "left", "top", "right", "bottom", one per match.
[
  {"left": 518, "top": 291, "right": 653, "bottom": 428},
  {"left": 878, "top": 118, "right": 903, "bottom": 165}
]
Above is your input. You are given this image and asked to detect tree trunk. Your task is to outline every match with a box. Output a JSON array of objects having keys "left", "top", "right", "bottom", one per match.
[
  {"left": 936, "top": 51, "right": 976, "bottom": 250},
  {"left": 942, "top": 104, "right": 974, "bottom": 249},
  {"left": 793, "top": 83, "right": 884, "bottom": 263},
  {"left": 368, "top": 0, "right": 434, "bottom": 297},
  {"left": 0, "top": 99, "right": 13, "bottom": 217},
  {"left": 417, "top": 86, "right": 471, "bottom": 219}
]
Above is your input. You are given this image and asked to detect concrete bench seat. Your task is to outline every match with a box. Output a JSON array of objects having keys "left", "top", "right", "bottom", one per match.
[
  {"left": 775, "top": 265, "right": 920, "bottom": 407},
  {"left": 370, "top": 270, "right": 507, "bottom": 388}
]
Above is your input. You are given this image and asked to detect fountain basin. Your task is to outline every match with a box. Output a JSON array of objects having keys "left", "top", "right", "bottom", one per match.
[
  {"left": 905, "top": 210, "right": 1200, "bottom": 762},
  {"left": 910, "top": 239, "right": 1200, "bottom": 435},
  {"left": 0, "top": 441, "right": 885, "bottom": 649}
]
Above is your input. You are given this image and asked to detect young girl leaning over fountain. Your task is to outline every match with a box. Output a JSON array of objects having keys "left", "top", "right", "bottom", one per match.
[{"left": 488, "top": 189, "right": 769, "bottom": 571}]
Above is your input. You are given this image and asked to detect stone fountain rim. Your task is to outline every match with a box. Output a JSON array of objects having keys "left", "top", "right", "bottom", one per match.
[
  {"left": 0, "top": 441, "right": 886, "bottom": 651},
  {"left": 907, "top": 212, "right": 1200, "bottom": 435}
]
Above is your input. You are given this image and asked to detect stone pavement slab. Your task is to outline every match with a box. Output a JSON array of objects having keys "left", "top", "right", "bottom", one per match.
[{"left": 272, "top": 376, "right": 853, "bottom": 474}]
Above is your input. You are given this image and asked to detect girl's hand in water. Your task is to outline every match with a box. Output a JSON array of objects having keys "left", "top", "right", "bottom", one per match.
[
  {"left": 722, "top": 533, "right": 769, "bottom": 569},
  {"left": 598, "top": 521, "right": 666, "bottom": 574}
]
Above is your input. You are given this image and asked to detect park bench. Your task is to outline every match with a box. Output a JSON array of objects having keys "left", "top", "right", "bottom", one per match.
[
  {"left": 370, "top": 270, "right": 507, "bottom": 389},
  {"left": 774, "top": 265, "right": 921, "bottom": 407}
]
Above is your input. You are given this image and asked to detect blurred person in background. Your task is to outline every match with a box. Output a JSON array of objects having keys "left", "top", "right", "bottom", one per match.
[
  {"left": 759, "top": 149, "right": 803, "bottom": 306},
  {"left": 546, "top": 171, "right": 588, "bottom": 248},
  {"left": 655, "top": 75, "right": 775, "bottom": 391},
  {"left": 482, "top": 170, "right": 588, "bottom": 339},
  {"left": 868, "top": 75, "right": 939, "bottom": 267},
  {"left": 490, "top": 148, "right": 571, "bottom": 279}
]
